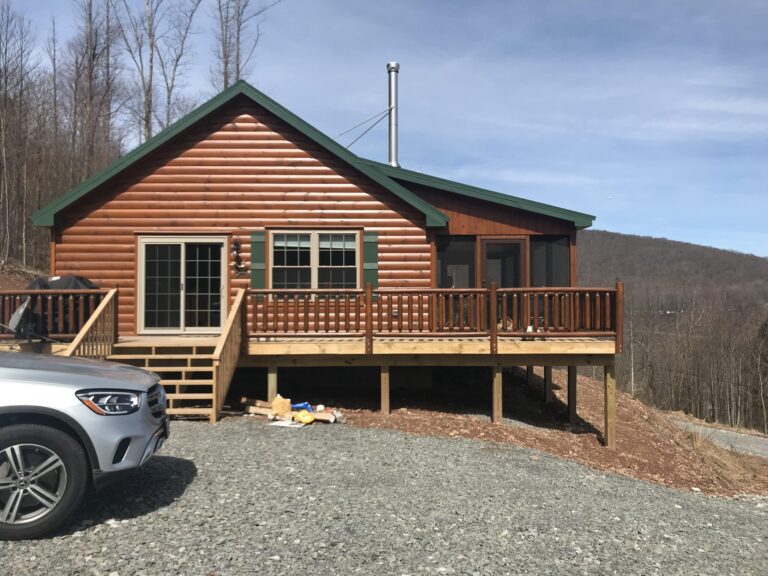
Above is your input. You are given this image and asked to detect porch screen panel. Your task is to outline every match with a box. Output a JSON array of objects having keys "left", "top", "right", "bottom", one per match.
[
  {"left": 185, "top": 243, "right": 222, "bottom": 328},
  {"left": 318, "top": 233, "right": 357, "bottom": 288},
  {"left": 436, "top": 236, "right": 475, "bottom": 288},
  {"left": 485, "top": 243, "right": 522, "bottom": 288},
  {"left": 530, "top": 236, "right": 570, "bottom": 286},
  {"left": 144, "top": 244, "right": 181, "bottom": 329},
  {"left": 272, "top": 233, "right": 311, "bottom": 289}
]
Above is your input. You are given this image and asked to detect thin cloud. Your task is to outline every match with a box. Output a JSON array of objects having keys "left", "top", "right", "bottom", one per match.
[{"left": 449, "top": 167, "right": 601, "bottom": 188}]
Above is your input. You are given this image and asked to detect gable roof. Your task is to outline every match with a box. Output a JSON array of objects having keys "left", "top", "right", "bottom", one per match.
[
  {"left": 360, "top": 159, "right": 595, "bottom": 229},
  {"left": 32, "top": 80, "right": 449, "bottom": 228},
  {"left": 32, "top": 80, "right": 594, "bottom": 230}
]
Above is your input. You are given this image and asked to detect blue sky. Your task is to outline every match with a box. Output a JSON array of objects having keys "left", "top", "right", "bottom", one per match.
[{"left": 22, "top": 0, "right": 768, "bottom": 256}]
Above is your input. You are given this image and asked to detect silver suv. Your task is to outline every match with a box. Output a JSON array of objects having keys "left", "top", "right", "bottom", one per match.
[{"left": 0, "top": 352, "right": 168, "bottom": 540}]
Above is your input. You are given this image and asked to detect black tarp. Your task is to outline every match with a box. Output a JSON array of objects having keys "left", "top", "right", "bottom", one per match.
[{"left": 26, "top": 275, "right": 98, "bottom": 290}]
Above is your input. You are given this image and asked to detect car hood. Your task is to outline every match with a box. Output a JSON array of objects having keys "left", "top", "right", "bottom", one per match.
[{"left": 0, "top": 352, "right": 158, "bottom": 392}]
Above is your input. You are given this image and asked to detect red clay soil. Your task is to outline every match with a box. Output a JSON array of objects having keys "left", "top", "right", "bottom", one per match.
[{"left": 343, "top": 369, "right": 768, "bottom": 497}]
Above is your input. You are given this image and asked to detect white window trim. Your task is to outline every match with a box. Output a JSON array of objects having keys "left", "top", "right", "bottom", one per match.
[
  {"left": 137, "top": 235, "right": 228, "bottom": 335},
  {"left": 269, "top": 230, "right": 361, "bottom": 290}
]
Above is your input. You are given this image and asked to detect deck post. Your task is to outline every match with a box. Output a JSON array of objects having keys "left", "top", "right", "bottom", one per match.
[
  {"left": 489, "top": 282, "right": 498, "bottom": 354},
  {"left": 380, "top": 365, "right": 390, "bottom": 415},
  {"left": 267, "top": 366, "right": 278, "bottom": 402},
  {"left": 604, "top": 364, "right": 616, "bottom": 449},
  {"left": 615, "top": 281, "right": 624, "bottom": 354},
  {"left": 526, "top": 365, "right": 534, "bottom": 388},
  {"left": 567, "top": 366, "right": 577, "bottom": 424},
  {"left": 365, "top": 283, "right": 373, "bottom": 354},
  {"left": 492, "top": 365, "right": 503, "bottom": 423},
  {"left": 543, "top": 366, "right": 553, "bottom": 403}
]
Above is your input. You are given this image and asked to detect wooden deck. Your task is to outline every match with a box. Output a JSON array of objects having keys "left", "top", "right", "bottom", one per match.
[
  {"left": 115, "top": 335, "right": 220, "bottom": 349},
  {"left": 246, "top": 335, "right": 615, "bottom": 363},
  {"left": 1, "top": 286, "right": 621, "bottom": 446}
]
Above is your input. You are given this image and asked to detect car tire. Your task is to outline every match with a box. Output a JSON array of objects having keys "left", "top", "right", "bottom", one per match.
[{"left": 0, "top": 424, "right": 89, "bottom": 540}]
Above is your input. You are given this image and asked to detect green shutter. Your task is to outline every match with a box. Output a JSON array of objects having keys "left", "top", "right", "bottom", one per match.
[
  {"left": 250, "top": 231, "right": 266, "bottom": 289},
  {"left": 363, "top": 231, "right": 378, "bottom": 289}
]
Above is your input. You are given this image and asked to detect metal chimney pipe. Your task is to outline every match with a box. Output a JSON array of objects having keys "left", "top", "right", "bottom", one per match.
[{"left": 387, "top": 61, "right": 400, "bottom": 167}]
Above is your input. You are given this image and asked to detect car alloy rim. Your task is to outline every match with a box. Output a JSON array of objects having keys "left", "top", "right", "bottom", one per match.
[{"left": 0, "top": 444, "right": 68, "bottom": 525}]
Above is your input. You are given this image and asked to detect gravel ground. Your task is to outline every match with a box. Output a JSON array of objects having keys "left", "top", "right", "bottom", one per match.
[
  {"left": 673, "top": 419, "right": 768, "bottom": 459},
  {"left": 1, "top": 418, "right": 766, "bottom": 576}
]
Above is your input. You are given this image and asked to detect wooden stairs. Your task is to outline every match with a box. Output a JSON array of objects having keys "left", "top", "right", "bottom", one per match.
[
  {"left": 109, "top": 339, "right": 218, "bottom": 419},
  {"left": 106, "top": 289, "right": 247, "bottom": 422}
]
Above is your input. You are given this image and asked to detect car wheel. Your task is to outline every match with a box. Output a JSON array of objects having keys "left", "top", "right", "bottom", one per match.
[{"left": 0, "top": 424, "right": 88, "bottom": 540}]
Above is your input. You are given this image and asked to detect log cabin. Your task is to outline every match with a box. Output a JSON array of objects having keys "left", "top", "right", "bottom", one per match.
[{"left": 2, "top": 79, "right": 623, "bottom": 446}]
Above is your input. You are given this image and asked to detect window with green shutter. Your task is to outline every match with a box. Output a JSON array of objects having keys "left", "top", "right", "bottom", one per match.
[{"left": 264, "top": 230, "right": 368, "bottom": 289}]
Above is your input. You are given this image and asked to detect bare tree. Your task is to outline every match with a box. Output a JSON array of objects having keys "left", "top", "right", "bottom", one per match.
[
  {"left": 1, "top": 0, "right": 276, "bottom": 268},
  {"left": 156, "top": 0, "right": 202, "bottom": 130},
  {"left": 210, "top": 0, "right": 280, "bottom": 90},
  {"left": 114, "top": 0, "right": 165, "bottom": 142},
  {"left": 0, "top": 0, "right": 34, "bottom": 263}
]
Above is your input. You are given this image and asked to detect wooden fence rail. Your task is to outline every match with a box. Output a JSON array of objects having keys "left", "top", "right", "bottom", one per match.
[
  {"left": 0, "top": 289, "right": 109, "bottom": 340},
  {"left": 211, "top": 289, "right": 246, "bottom": 423},
  {"left": 248, "top": 282, "right": 624, "bottom": 354},
  {"left": 63, "top": 289, "right": 118, "bottom": 359}
]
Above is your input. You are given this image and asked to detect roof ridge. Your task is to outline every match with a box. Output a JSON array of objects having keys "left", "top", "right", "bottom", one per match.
[{"left": 32, "top": 81, "right": 449, "bottom": 228}]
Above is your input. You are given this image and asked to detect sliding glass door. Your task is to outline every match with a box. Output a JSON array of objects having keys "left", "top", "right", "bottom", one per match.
[{"left": 139, "top": 237, "right": 226, "bottom": 333}]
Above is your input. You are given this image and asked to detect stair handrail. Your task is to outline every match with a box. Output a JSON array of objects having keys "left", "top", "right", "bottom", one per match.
[
  {"left": 63, "top": 288, "right": 118, "bottom": 359},
  {"left": 211, "top": 288, "right": 246, "bottom": 422}
]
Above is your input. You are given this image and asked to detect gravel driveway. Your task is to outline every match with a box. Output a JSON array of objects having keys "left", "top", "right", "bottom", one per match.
[{"left": 1, "top": 418, "right": 766, "bottom": 576}]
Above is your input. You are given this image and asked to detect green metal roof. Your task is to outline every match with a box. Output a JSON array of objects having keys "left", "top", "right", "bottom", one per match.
[
  {"left": 32, "top": 80, "right": 449, "bottom": 228},
  {"left": 33, "top": 79, "right": 593, "bottom": 230},
  {"left": 360, "top": 159, "right": 595, "bottom": 229}
]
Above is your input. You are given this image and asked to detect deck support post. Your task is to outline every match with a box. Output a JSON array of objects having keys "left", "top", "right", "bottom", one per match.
[
  {"left": 489, "top": 282, "right": 498, "bottom": 354},
  {"left": 380, "top": 365, "right": 391, "bottom": 415},
  {"left": 365, "top": 283, "right": 373, "bottom": 354},
  {"left": 567, "top": 366, "right": 577, "bottom": 424},
  {"left": 267, "top": 366, "right": 278, "bottom": 402},
  {"left": 604, "top": 364, "right": 616, "bottom": 449},
  {"left": 526, "top": 365, "right": 534, "bottom": 388},
  {"left": 543, "top": 366, "right": 553, "bottom": 403},
  {"left": 492, "top": 365, "right": 503, "bottom": 424}
]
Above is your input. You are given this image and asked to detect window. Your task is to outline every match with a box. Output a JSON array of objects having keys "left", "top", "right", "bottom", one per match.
[
  {"left": 318, "top": 233, "right": 357, "bottom": 288},
  {"left": 272, "top": 233, "right": 311, "bottom": 289},
  {"left": 270, "top": 231, "right": 359, "bottom": 289},
  {"left": 530, "top": 235, "right": 570, "bottom": 286}
]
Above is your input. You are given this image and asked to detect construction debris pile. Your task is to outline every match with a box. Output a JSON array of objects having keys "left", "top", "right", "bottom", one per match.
[{"left": 241, "top": 395, "right": 345, "bottom": 427}]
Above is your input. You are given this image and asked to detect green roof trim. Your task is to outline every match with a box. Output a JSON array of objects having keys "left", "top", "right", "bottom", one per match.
[
  {"left": 33, "top": 79, "right": 593, "bottom": 231},
  {"left": 360, "top": 159, "right": 595, "bottom": 229},
  {"left": 32, "top": 80, "right": 449, "bottom": 228}
]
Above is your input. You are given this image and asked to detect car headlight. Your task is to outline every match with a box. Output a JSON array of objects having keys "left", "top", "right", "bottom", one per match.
[{"left": 76, "top": 390, "right": 141, "bottom": 415}]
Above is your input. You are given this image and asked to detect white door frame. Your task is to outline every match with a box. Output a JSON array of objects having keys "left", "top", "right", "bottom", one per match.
[{"left": 137, "top": 235, "right": 228, "bottom": 335}]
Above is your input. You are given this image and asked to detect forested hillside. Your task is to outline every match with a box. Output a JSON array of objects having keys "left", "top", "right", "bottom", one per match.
[
  {"left": 0, "top": 0, "right": 277, "bottom": 270},
  {"left": 579, "top": 230, "right": 768, "bottom": 432}
]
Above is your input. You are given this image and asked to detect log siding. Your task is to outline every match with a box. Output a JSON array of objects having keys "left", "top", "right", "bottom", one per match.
[{"left": 54, "top": 96, "right": 430, "bottom": 335}]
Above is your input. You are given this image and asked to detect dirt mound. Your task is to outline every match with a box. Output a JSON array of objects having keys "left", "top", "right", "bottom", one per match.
[
  {"left": 342, "top": 368, "right": 768, "bottom": 497},
  {"left": 0, "top": 261, "right": 45, "bottom": 290}
]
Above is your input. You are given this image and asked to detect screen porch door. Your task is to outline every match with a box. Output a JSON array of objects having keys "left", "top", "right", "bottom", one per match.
[
  {"left": 480, "top": 238, "right": 527, "bottom": 328},
  {"left": 139, "top": 237, "right": 227, "bottom": 334},
  {"left": 480, "top": 239, "right": 526, "bottom": 289}
]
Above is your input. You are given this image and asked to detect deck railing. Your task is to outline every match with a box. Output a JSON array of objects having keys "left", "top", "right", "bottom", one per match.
[
  {"left": 248, "top": 282, "right": 624, "bottom": 354},
  {"left": 63, "top": 288, "right": 118, "bottom": 359},
  {"left": 0, "top": 289, "right": 109, "bottom": 340},
  {"left": 251, "top": 289, "right": 366, "bottom": 335},
  {"left": 211, "top": 288, "right": 247, "bottom": 423}
]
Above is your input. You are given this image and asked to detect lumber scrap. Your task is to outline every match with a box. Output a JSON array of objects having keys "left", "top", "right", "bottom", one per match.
[{"left": 244, "top": 403, "right": 338, "bottom": 423}]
